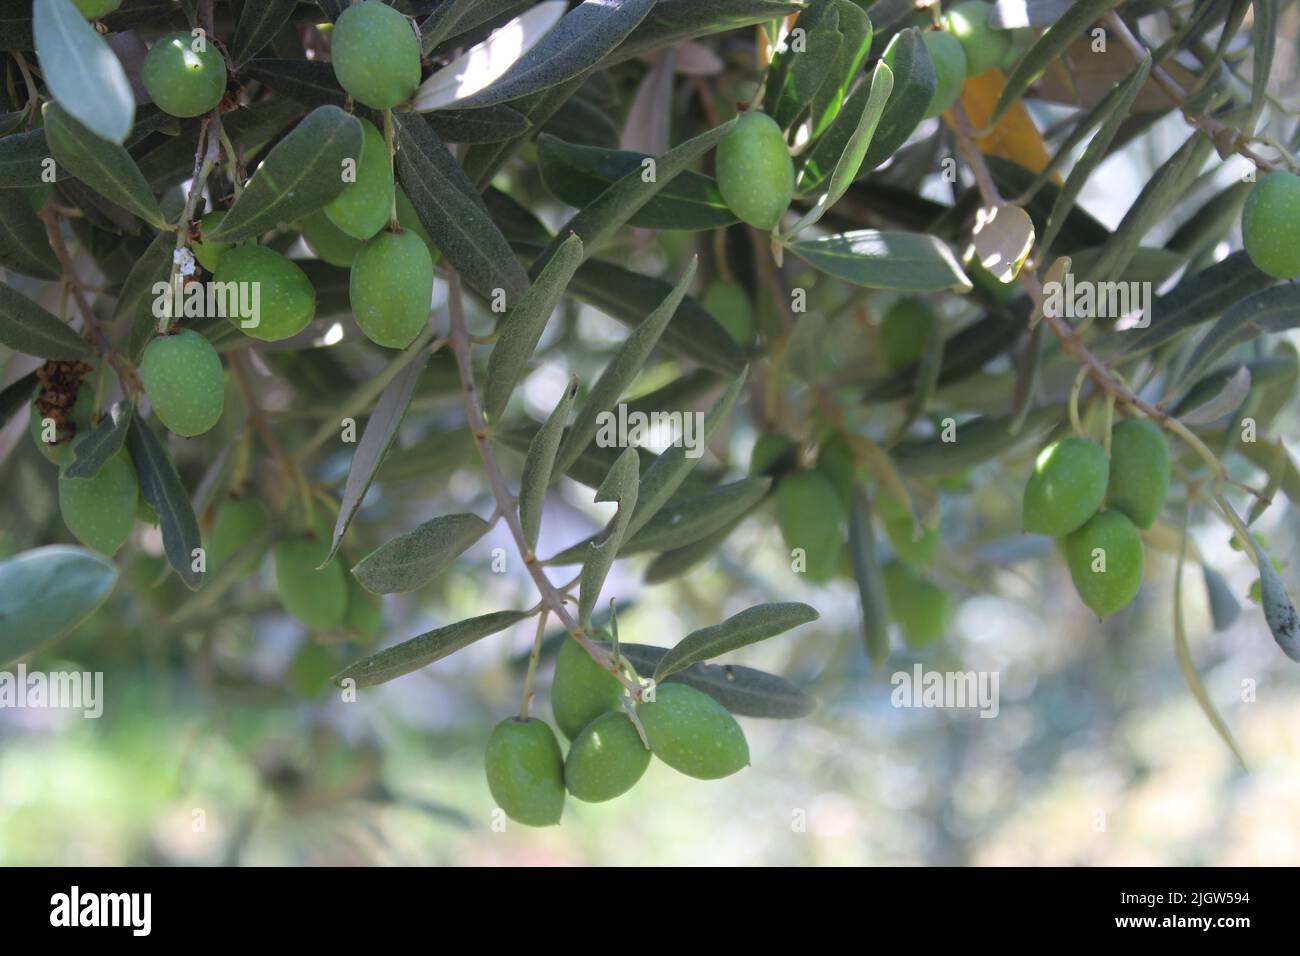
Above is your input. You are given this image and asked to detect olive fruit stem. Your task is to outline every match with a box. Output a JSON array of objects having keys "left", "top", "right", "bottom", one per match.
[
  {"left": 445, "top": 267, "right": 643, "bottom": 699},
  {"left": 518, "top": 609, "right": 549, "bottom": 721},
  {"left": 162, "top": 118, "right": 221, "bottom": 335},
  {"left": 12, "top": 51, "right": 39, "bottom": 114},
  {"left": 214, "top": 117, "right": 244, "bottom": 197},
  {"left": 383, "top": 108, "right": 399, "bottom": 231}
]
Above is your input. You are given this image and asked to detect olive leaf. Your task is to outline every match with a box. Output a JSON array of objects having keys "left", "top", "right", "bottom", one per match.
[
  {"left": 483, "top": 232, "right": 584, "bottom": 422},
  {"left": 325, "top": 345, "right": 427, "bottom": 563},
  {"left": 1176, "top": 366, "right": 1252, "bottom": 426},
  {"left": 784, "top": 59, "right": 893, "bottom": 237},
  {"left": 528, "top": 120, "right": 735, "bottom": 277},
  {"left": 0, "top": 281, "right": 92, "bottom": 359},
  {"left": 620, "top": 476, "right": 771, "bottom": 556},
  {"left": 0, "top": 188, "right": 59, "bottom": 280},
  {"left": 578, "top": 446, "right": 640, "bottom": 627},
  {"left": 0, "top": 545, "right": 119, "bottom": 668},
  {"left": 537, "top": 135, "right": 736, "bottom": 231},
  {"left": 207, "top": 106, "right": 362, "bottom": 242},
  {"left": 1176, "top": 285, "right": 1300, "bottom": 390},
  {"left": 764, "top": 0, "right": 842, "bottom": 131},
  {"left": 426, "top": 106, "right": 532, "bottom": 144},
  {"left": 619, "top": 643, "right": 814, "bottom": 719},
  {"left": 411, "top": 1, "right": 569, "bottom": 112},
  {"left": 64, "top": 401, "right": 132, "bottom": 479},
  {"left": 787, "top": 229, "right": 972, "bottom": 293},
  {"left": 392, "top": 111, "right": 530, "bottom": 302},
  {"left": 448, "top": 0, "right": 655, "bottom": 110},
  {"left": 0, "top": 370, "right": 39, "bottom": 431},
  {"left": 859, "top": 27, "right": 934, "bottom": 172},
  {"left": 626, "top": 369, "right": 748, "bottom": 539},
  {"left": 643, "top": 511, "right": 751, "bottom": 583},
  {"left": 230, "top": 0, "right": 299, "bottom": 68},
  {"left": 519, "top": 375, "right": 579, "bottom": 552},
  {"left": 809, "top": 0, "right": 873, "bottom": 139},
  {"left": 611, "top": 0, "right": 803, "bottom": 64},
  {"left": 420, "top": 0, "right": 523, "bottom": 54},
  {"left": 892, "top": 404, "right": 1065, "bottom": 477},
  {"left": 332, "top": 610, "right": 530, "bottom": 688},
  {"left": 44, "top": 103, "right": 165, "bottom": 228},
  {"left": 242, "top": 58, "right": 347, "bottom": 108},
  {"left": 848, "top": 490, "right": 890, "bottom": 666},
  {"left": 33, "top": 0, "right": 134, "bottom": 144},
  {"left": 120, "top": 230, "right": 176, "bottom": 362},
  {"left": 552, "top": 257, "right": 697, "bottom": 477},
  {"left": 0, "top": 128, "right": 67, "bottom": 187},
  {"left": 1202, "top": 564, "right": 1242, "bottom": 632},
  {"left": 125, "top": 413, "right": 204, "bottom": 591},
  {"left": 654, "top": 602, "right": 819, "bottom": 681},
  {"left": 352, "top": 513, "right": 491, "bottom": 595},
  {"left": 991, "top": 0, "right": 1122, "bottom": 125}
]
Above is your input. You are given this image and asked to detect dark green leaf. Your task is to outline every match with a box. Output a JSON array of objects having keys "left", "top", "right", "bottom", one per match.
[
  {"left": 787, "top": 229, "right": 972, "bottom": 293},
  {"left": 242, "top": 58, "right": 347, "bottom": 108},
  {"left": 620, "top": 476, "right": 771, "bottom": 556},
  {"left": 765, "top": 0, "right": 842, "bottom": 131},
  {"left": 619, "top": 642, "right": 814, "bottom": 718},
  {"left": 892, "top": 404, "right": 1065, "bottom": 476},
  {"left": 0, "top": 281, "right": 92, "bottom": 358},
  {"left": 810, "top": 0, "right": 873, "bottom": 139},
  {"left": 64, "top": 401, "right": 131, "bottom": 479},
  {"left": 0, "top": 128, "right": 67, "bottom": 187},
  {"left": 120, "top": 229, "right": 175, "bottom": 362},
  {"left": 578, "top": 446, "right": 640, "bottom": 627},
  {"left": 44, "top": 102, "right": 164, "bottom": 227},
  {"left": 859, "top": 27, "right": 934, "bottom": 172},
  {"left": 427, "top": 105, "right": 532, "bottom": 144},
  {"left": 352, "top": 513, "right": 491, "bottom": 594},
  {"left": 520, "top": 375, "right": 579, "bottom": 552},
  {"left": 392, "top": 111, "right": 530, "bottom": 301},
  {"left": 1178, "top": 284, "right": 1300, "bottom": 389},
  {"left": 231, "top": 0, "right": 299, "bottom": 67},
  {"left": 0, "top": 545, "right": 118, "bottom": 667},
  {"left": 333, "top": 610, "right": 529, "bottom": 687},
  {"left": 655, "top": 602, "right": 819, "bottom": 680},
  {"left": 611, "top": 0, "right": 802, "bottom": 64},
  {"left": 126, "top": 413, "right": 204, "bottom": 590},
  {"left": 33, "top": 0, "right": 134, "bottom": 143},
  {"left": 0, "top": 188, "right": 60, "bottom": 280},
  {"left": 208, "top": 105, "right": 362, "bottom": 242},
  {"left": 848, "top": 489, "right": 889, "bottom": 666},
  {"left": 0, "top": 370, "right": 39, "bottom": 431}
]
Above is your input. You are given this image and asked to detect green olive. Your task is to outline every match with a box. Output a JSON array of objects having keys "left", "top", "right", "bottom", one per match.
[
  {"left": 880, "top": 297, "right": 938, "bottom": 373},
  {"left": 485, "top": 717, "right": 566, "bottom": 827},
  {"left": 1021, "top": 436, "right": 1109, "bottom": 536},
  {"left": 302, "top": 210, "right": 363, "bottom": 268},
  {"left": 1105, "top": 419, "right": 1169, "bottom": 529},
  {"left": 193, "top": 211, "right": 234, "bottom": 273},
  {"left": 1064, "top": 510, "right": 1144, "bottom": 618},
  {"left": 882, "top": 559, "right": 950, "bottom": 649},
  {"left": 274, "top": 533, "right": 348, "bottom": 631},
  {"left": 206, "top": 497, "right": 270, "bottom": 574},
  {"left": 72, "top": 0, "right": 122, "bottom": 16},
  {"left": 214, "top": 245, "right": 317, "bottom": 342},
  {"left": 639, "top": 683, "right": 749, "bottom": 780},
  {"left": 716, "top": 111, "right": 794, "bottom": 231},
  {"left": 323, "top": 118, "right": 394, "bottom": 241},
  {"left": 330, "top": 1, "right": 422, "bottom": 110},
  {"left": 700, "top": 280, "right": 755, "bottom": 344},
  {"left": 776, "top": 470, "right": 846, "bottom": 581},
  {"left": 551, "top": 636, "right": 624, "bottom": 740},
  {"left": 349, "top": 229, "right": 433, "bottom": 349},
  {"left": 58, "top": 442, "right": 139, "bottom": 557},
  {"left": 1241, "top": 170, "right": 1300, "bottom": 280},
  {"left": 922, "top": 30, "right": 967, "bottom": 119},
  {"left": 564, "top": 711, "right": 651, "bottom": 802},
  {"left": 750, "top": 433, "right": 797, "bottom": 476},
  {"left": 142, "top": 31, "right": 228, "bottom": 119},
  {"left": 138, "top": 328, "right": 225, "bottom": 437},
  {"left": 942, "top": 1, "right": 1012, "bottom": 77}
]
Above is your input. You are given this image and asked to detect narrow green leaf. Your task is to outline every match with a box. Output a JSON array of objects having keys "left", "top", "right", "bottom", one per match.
[
  {"left": 787, "top": 229, "right": 972, "bottom": 293},
  {"left": 626, "top": 370, "right": 748, "bottom": 539},
  {"left": 611, "top": 0, "right": 802, "bottom": 64},
  {"left": 0, "top": 281, "right": 92, "bottom": 358},
  {"left": 992, "top": 0, "right": 1121, "bottom": 125},
  {"left": 848, "top": 490, "right": 890, "bottom": 666},
  {"left": 242, "top": 58, "right": 346, "bottom": 108},
  {"left": 620, "top": 476, "right": 771, "bottom": 556},
  {"left": 326, "top": 346, "right": 427, "bottom": 563},
  {"left": 33, "top": 0, "right": 134, "bottom": 143},
  {"left": 888, "top": 318, "right": 944, "bottom": 443},
  {"left": 1177, "top": 366, "right": 1252, "bottom": 426},
  {"left": 0, "top": 189, "right": 60, "bottom": 280},
  {"left": 126, "top": 413, "right": 204, "bottom": 591},
  {"left": 0, "top": 370, "right": 39, "bottom": 431},
  {"left": 1177, "top": 285, "right": 1300, "bottom": 389},
  {"left": 553, "top": 257, "right": 697, "bottom": 476},
  {"left": 619, "top": 642, "right": 814, "bottom": 718},
  {"left": 420, "top": 0, "right": 513, "bottom": 54},
  {"left": 0, "top": 128, "right": 67, "bottom": 187},
  {"left": 537, "top": 135, "right": 735, "bottom": 231},
  {"left": 519, "top": 375, "right": 579, "bottom": 552},
  {"left": 484, "top": 232, "right": 584, "bottom": 422},
  {"left": 529, "top": 121, "right": 735, "bottom": 277},
  {"left": 859, "top": 28, "right": 934, "bottom": 172},
  {"left": 578, "top": 446, "right": 640, "bottom": 627},
  {"left": 643, "top": 511, "right": 751, "bottom": 583},
  {"left": 785, "top": 59, "right": 892, "bottom": 236},
  {"left": 0, "top": 545, "right": 118, "bottom": 667},
  {"left": 809, "top": 0, "right": 873, "bottom": 138},
  {"left": 64, "top": 401, "right": 131, "bottom": 479},
  {"left": 654, "top": 602, "right": 819, "bottom": 681},
  {"left": 1247, "top": 1, "right": 1277, "bottom": 127},
  {"left": 1202, "top": 564, "right": 1242, "bottom": 632},
  {"left": 427, "top": 105, "right": 532, "bottom": 144},
  {"left": 208, "top": 105, "right": 362, "bottom": 242},
  {"left": 352, "top": 513, "right": 491, "bottom": 595},
  {"left": 765, "top": 0, "right": 842, "bottom": 131},
  {"left": 120, "top": 230, "right": 175, "bottom": 362},
  {"left": 333, "top": 610, "right": 529, "bottom": 688},
  {"left": 392, "top": 111, "right": 530, "bottom": 301},
  {"left": 231, "top": 0, "right": 299, "bottom": 67},
  {"left": 44, "top": 102, "right": 164, "bottom": 227},
  {"left": 892, "top": 404, "right": 1065, "bottom": 476},
  {"left": 450, "top": 0, "right": 655, "bottom": 109}
]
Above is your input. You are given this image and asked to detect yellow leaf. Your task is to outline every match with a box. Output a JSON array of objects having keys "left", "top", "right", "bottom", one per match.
[{"left": 943, "top": 69, "right": 1060, "bottom": 182}]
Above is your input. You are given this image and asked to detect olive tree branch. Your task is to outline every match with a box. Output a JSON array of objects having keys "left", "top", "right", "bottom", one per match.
[{"left": 444, "top": 268, "right": 643, "bottom": 698}]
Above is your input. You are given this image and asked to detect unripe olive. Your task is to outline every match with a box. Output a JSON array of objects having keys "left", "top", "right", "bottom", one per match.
[
  {"left": 880, "top": 297, "right": 938, "bottom": 372},
  {"left": 1064, "top": 510, "right": 1144, "bottom": 618},
  {"left": 639, "top": 683, "right": 749, "bottom": 780},
  {"left": 552, "top": 636, "right": 624, "bottom": 740},
  {"left": 395, "top": 186, "right": 438, "bottom": 261},
  {"left": 716, "top": 111, "right": 794, "bottom": 231},
  {"left": 324, "top": 118, "right": 393, "bottom": 241},
  {"left": 1105, "top": 419, "right": 1169, "bottom": 529},
  {"left": 884, "top": 516, "right": 939, "bottom": 567},
  {"left": 484, "top": 717, "right": 566, "bottom": 827},
  {"left": 1021, "top": 437, "right": 1109, "bottom": 536},
  {"left": 701, "top": 280, "right": 754, "bottom": 344},
  {"left": 58, "top": 444, "right": 138, "bottom": 556},
  {"left": 274, "top": 533, "right": 348, "bottom": 631},
  {"left": 1241, "top": 170, "right": 1300, "bottom": 280},
  {"left": 142, "top": 32, "right": 228, "bottom": 119},
  {"left": 331, "top": 1, "right": 421, "bottom": 110},
  {"left": 207, "top": 497, "right": 270, "bottom": 574},
  {"left": 750, "top": 433, "right": 797, "bottom": 476},
  {"left": 72, "top": 0, "right": 121, "bottom": 18},
  {"left": 943, "top": 1, "right": 1011, "bottom": 76},
  {"left": 564, "top": 711, "right": 651, "bottom": 802},
  {"left": 139, "top": 328, "right": 225, "bottom": 437},
  {"left": 350, "top": 229, "right": 433, "bottom": 349},
  {"left": 343, "top": 573, "right": 382, "bottom": 638},
  {"left": 302, "top": 209, "right": 363, "bottom": 267},
  {"left": 816, "top": 433, "right": 859, "bottom": 506},
  {"left": 214, "top": 245, "right": 316, "bottom": 342},
  {"left": 193, "top": 211, "right": 233, "bottom": 273},
  {"left": 922, "top": 31, "right": 967, "bottom": 119},
  {"left": 882, "top": 559, "right": 949, "bottom": 649},
  {"left": 776, "top": 470, "right": 846, "bottom": 581},
  {"left": 998, "top": 27, "right": 1034, "bottom": 71}
]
